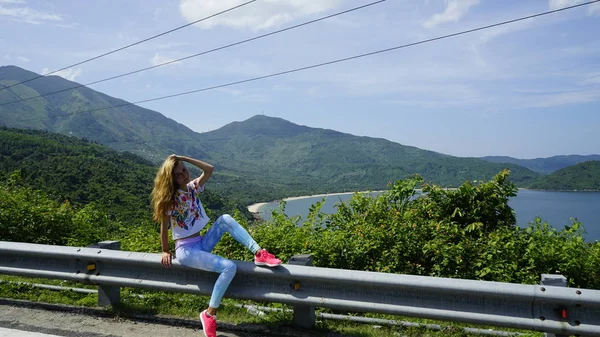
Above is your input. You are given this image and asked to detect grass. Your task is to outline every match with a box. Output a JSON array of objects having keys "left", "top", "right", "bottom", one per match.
[{"left": 0, "top": 275, "right": 545, "bottom": 337}]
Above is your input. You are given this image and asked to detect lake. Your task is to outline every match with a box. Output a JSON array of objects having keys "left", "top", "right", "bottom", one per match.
[{"left": 251, "top": 189, "right": 600, "bottom": 242}]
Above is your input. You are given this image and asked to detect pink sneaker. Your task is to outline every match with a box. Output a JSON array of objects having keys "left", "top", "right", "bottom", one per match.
[
  {"left": 199, "top": 310, "right": 217, "bottom": 337},
  {"left": 254, "top": 249, "right": 282, "bottom": 267}
]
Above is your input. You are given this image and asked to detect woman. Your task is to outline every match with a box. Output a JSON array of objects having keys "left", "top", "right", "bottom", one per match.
[{"left": 151, "top": 154, "right": 281, "bottom": 337}]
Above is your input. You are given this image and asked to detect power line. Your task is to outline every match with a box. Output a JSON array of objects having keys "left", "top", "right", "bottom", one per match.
[
  {"left": 14, "top": 0, "right": 600, "bottom": 123},
  {"left": 0, "top": 0, "right": 386, "bottom": 108},
  {"left": 0, "top": 0, "right": 257, "bottom": 92}
]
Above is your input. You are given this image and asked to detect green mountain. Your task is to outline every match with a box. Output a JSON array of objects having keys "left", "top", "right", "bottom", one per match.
[
  {"left": 1, "top": 65, "right": 541, "bottom": 203},
  {"left": 0, "top": 65, "right": 207, "bottom": 162},
  {"left": 528, "top": 161, "right": 600, "bottom": 191},
  {"left": 0, "top": 127, "right": 241, "bottom": 224},
  {"left": 196, "top": 115, "right": 540, "bottom": 191},
  {"left": 481, "top": 155, "right": 600, "bottom": 174}
]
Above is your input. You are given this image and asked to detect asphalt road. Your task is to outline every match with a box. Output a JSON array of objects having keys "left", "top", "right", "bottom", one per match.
[{"left": 0, "top": 298, "right": 345, "bottom": 337}]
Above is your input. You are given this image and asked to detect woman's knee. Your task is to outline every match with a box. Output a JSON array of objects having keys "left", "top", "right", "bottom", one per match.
[
  {"left": 221, "top": 214, "right": 234, "bottom": 224},
  {"left": 223, "top": 259, "right": 237, "bottom": 275},
  {"left": 218, "top": 214, "right": 236, "bottom": 229}
]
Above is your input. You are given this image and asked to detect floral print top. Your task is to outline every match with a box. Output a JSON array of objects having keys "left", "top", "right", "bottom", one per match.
[{"left": 169, "top": 180, "right": 209, "bottom": 240}]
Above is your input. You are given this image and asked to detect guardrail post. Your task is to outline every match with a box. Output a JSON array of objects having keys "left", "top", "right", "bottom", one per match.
[
  {"left": 288, "top": 254, "right": 316, "bottom": 329},
  {"left": 87, "top": 241, "right": 121, "bottom": 307},
  {"left": 541, "top": 274, "right": 568, "bottom": 337}
]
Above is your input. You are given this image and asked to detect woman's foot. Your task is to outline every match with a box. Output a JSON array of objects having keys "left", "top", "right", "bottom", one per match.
[
  {"left": 200, "top": 309, "right": 217, "bottom": 337},
  {"left": 254, "top": 249, "right": 282, "bottom": 267}
]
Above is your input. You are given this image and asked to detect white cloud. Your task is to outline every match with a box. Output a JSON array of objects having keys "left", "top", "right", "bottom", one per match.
[
  {"left": 467, "top": 43, "right": 487, "bottom": 68},
  {"left": 16, "top": 55, "right": 30, "bottom": 62},
  {"left": 117, "top": 32, "right": 138, "bottom": 42},
  {"left": 216, "top": 87, "right": 269, "bottom": 102},
  {"left": 522, "top": 89, "right": 600, "bottom": 108},
  {"left": 179, "top": 0, "right": 343, "bottom": 31},
  {"left": 560, "top": 44, "right": 600, "bottom": 57},
  {"left": 549, "top": 0, "right": 600, "bottom": 16},
  {"left": 222, "top": 58, "right": 263, "bottom": 76},
  {"left": 465, "top": 18, "right": 533, "bottom": 74},
  {"left": 423, "top": 0, "right": 479, "bottom": 28},
  {"left": 591, "top": 4, "right": 600, "bottom": 15},
  {"left": 55, "top": 23, "right": 78, "bottom": 29},
  {"left": 0, "top": 3, "right": 62, "bottom": 24},
  {"left": 579, "top": 73, "right": 600, "bottom": 85},
  {"left": 216, "top": 87, "right": 243, "bottom": 96},
  {"left": 477, "top": 19, "right": 532, "bottom": 44},
  {"left": 309, "top": 61, "right": 485, "bottom": 106},
  {"left": 550, "top": 0, "right": 581, "bottom": 9},
  {"left": 155, "top": 42, "right": 193, "bottom": 50},
  {"left": 0, "top": 0, "right": 26, "bottom": 3},
  {"left": 150, "top": 53, "right": 181, "bottom": 66},
  {"left": 42, "top": 68, "right": 82, "bottom": 81}
]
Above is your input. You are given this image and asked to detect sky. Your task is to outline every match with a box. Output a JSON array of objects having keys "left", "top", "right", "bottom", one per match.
[{"left": 1, "top": 0, "right": 599, "bottom": 159}]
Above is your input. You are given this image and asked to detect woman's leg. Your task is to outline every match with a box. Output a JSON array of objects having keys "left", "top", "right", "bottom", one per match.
[
  {"left": 202, "top": 214, "right": 260, "bottom": 254},
  {"left": 204, "top": 214, "right": 282, "bottom": 267},
  {"left": 176, "top": 243, "right": 237, "bottom": 309}
]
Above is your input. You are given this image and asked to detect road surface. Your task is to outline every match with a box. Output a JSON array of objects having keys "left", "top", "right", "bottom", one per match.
[{"left": 0, "top": 298, "right": 337, "bottom": 337}]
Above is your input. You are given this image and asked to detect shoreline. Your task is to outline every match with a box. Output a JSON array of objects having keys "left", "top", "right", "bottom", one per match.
[
  {"left": 247, "top": 202, "right": 269, "bottom": 214},
  {"left": 524, "top": 188, "right": 600, "bottom": 192},
  {"left": 246, "top": 190, "right": 386, "bottom": 215},
  {"left": 284, "top": 191, "right": 383, "bottom": 202}
]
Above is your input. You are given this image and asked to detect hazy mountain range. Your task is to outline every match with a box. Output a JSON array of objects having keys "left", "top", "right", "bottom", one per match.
[{"left": 1, "top": 65, "right": 597, "bottom": 200}]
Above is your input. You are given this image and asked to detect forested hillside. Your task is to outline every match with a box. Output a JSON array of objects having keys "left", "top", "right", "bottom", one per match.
[
  {"left": 1, "top": 66, "right": 542, "bottom": 204},
  {"left": 529, "top": 161, "right": 600, "bottom": 191},
  {"left": 0, "top": 127, "right": 246, "bottom": 226},
  {"left": 481, "top": 155, "right": 600, "bottom": 174}
]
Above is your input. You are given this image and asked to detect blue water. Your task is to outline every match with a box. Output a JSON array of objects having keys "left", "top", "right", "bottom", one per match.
[{"left": 254, "top": 189, "right": 600, "bottom": 242}]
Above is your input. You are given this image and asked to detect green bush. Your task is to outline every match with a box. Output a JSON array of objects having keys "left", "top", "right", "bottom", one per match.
[
  {"left": 0, "top": 173, "right": 108, "bottom": 246},
  {"left": 2, "top": 168, "right": 598, "bottom": 290},
  {"left": 236, "top": 170, "right": 600, "bottom": 289}
]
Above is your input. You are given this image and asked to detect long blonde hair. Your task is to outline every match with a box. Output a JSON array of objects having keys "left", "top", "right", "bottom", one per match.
[{"left": 151, "top": 156, "right": 179, "bottom": 223}]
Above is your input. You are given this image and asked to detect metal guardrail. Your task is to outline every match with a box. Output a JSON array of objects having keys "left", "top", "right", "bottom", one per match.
[
  {"left": 0, "top": 281, "right": 525, "bottom": 337},
  {"left": 1, "top": 240, "right": 600, "bottom": 336}
]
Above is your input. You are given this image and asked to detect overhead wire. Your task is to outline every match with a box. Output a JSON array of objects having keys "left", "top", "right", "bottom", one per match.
[
  {"left": 0, "top": 0, "right": 257, "bottom": 92},
  {"left": 0, "top": 0, "right": 386, "bottom": 108},
  {"left": 13, "top": 0, "right": 600, "bottom": 123}
]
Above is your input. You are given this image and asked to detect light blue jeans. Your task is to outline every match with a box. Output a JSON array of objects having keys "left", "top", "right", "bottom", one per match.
[{"left": 175, "top": 214, "right": 260, "bottom": 308}]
